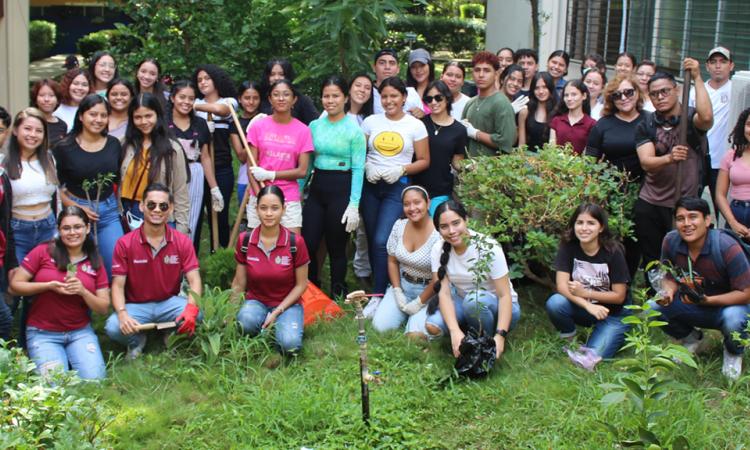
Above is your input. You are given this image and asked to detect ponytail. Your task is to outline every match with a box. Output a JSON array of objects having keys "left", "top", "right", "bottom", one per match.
[{"left": 427, "top": 241, "right": 452, "bottom": 315}]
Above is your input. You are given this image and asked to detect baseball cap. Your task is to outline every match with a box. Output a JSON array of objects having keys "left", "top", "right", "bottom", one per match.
[
  {"left": 408, "top": 48, "right": 431, "bottom": 66},
  {"left": 374, "top": 48, "right": 398, "bottom": 63},
  {"left": 707, "top": 46, "right": 731, "bottom": 61}
]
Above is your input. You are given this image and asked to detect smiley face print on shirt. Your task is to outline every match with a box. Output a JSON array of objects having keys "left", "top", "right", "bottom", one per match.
[{"left": 373, "top": 131, "right": 404, "bottom": 157}]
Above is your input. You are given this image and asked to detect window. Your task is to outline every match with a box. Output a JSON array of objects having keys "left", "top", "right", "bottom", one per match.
[{"left": 565, "top": 0, "right": 625, "bottom": 63}]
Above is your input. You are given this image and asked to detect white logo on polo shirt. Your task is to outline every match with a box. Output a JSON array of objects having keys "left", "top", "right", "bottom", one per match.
[
  {"left": 275, "top": 255, "right": 291, "bottom": 266},
  {"left": 133, "top": 259, "right": 148, "bottom": 264},
  {"left": 81, "top": 263, "right": 96, "bottom": 276},
  {"left": 248, "top": 257, "right": 260, "bottom": 262},
  {"left": 164, "top": 255, "right": 179, "bottom": 265}
]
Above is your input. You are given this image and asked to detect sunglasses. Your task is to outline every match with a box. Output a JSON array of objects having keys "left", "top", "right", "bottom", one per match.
[
  {"left": 145, "top": 201, "right": 170, "bottom": 212},
  {"left": 609, "top": 88, "right": 636, "bottom": 101},
  {"left": 648, "top": 87, "right": 673, "bottom": 99},
  {"left": 423, "top": 94, "right": 445, "bottom": 103}
]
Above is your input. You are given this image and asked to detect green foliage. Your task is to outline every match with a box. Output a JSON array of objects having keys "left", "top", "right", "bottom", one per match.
[
  {"left": 386, "top": 14, "right": 485, "bottom": 54},
  {"left": 76, "top": 28, "right": 138, "bottom": 62},
  {"left": 199, "top": 248, "right": 236, "bottom": 290},
  {"left": 29, "top": 20, "right": 56, "bottom": 61},
  {"left": 599, "top": 290, "right": 695, "bottom": 448},
  {"left": 0, "top": 344, "right": 113, "bottom": 448},
  {"left": 457, "top": 145, "right": 637, "bottom": 286},
  {"left": 459, "top": 3, "right": 485, "bottom": 18}
]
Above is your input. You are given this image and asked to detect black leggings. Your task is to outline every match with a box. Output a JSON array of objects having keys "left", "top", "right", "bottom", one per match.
[
  {"left": 302, "top": 170, "right": 352, "bottom": 297},
  {"left": 195, "top": 164, "right": 234, "bottom": 250}
]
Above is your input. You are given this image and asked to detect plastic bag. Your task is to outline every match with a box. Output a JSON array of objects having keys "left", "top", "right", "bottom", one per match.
[{"left": 454, "top": 331, "right": 496, "bottom": 378}]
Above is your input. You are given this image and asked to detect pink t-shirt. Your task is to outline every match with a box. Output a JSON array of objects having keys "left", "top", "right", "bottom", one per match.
[
  {"left": 246, "top": 116, "right": 314, "bottom": 202},
  {"left": 720, "top": 148, "right": 750, "bottom": 200}
]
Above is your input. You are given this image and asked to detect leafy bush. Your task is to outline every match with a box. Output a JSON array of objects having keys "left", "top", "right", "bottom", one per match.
[
  {"left": 199, "top": 247, "right": 236, "bottom": 290},
  {"left": 29, "top": 20, "right": 56, "bottom": 61},
  {"left": 0, "top": 344, "right": 113, "bottom": 448},
  {"left": 457, "top": 145, "right": 637, "bottom": 287},
  {"left": 76, "top": 28, "right": 139, "bottom": 61},
  {"left": 386, "top": 14, "right": 485, "bottom": 54},
  {"left": 460, "top": 3, "right": 485, "bottom": 19}
]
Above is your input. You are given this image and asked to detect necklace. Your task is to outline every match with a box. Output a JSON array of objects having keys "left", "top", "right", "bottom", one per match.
[
  {"left": 432, "top": 123, "right": 443, "bottom": 136},
  {"left": 473, "top": 95, "right": 490, "bottom": 114}
]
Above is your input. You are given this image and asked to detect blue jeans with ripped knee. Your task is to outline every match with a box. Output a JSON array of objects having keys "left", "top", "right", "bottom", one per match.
[{"left": 26, "top": 324, "right": 106, "bottom": 380}]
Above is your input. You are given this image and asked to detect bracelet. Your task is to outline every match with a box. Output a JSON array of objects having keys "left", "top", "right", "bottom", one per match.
[{"left": 117, "top": 307, "right": 126, "bottom": 313}]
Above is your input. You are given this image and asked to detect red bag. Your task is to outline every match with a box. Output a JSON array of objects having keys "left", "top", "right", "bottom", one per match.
[{"left": 300, "top": 282, "right": 344, "bottom": 327}]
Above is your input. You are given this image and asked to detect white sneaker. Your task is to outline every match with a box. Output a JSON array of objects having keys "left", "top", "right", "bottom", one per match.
[
  {"left": 722, "top": 349, "right": 743, "bottom": 381},
  {"left": 679, "top": 329, "right": 704, "bottom": 354},
  {"left": 126, "top": 333, "right": 147, "bottom": 360}
]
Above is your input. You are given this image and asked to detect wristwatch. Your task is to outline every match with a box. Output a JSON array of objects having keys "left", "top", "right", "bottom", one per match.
[{"left": 495, "top": 329, "right": 508, "bottom": 338}]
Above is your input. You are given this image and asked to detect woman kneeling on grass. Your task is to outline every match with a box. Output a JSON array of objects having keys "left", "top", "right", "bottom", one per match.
[
  {"left": 545, "top": 203, "right": 631, "bottom": 371},
  {"left": 10, "top": 206, "right": 109, "bottom": 380},
  {"left": 232, "top": 185, "right": 310, "bottom": 355},
  {"left": 425, "top": 201, "right": 521, "bottom": 359}
]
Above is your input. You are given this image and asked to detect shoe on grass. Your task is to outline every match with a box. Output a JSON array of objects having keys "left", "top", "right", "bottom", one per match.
[
  {"left": 565, "top": 346, "right": 602, "bottom": 372},
  {"left": 127, "top": 333, "right": 147, "bottom": 360},
  {"left": 722, "top": 349, "right": 742, "bottom": 381},
  {"left": 678, "top": 329, "right": 705, "bottom": 354}
]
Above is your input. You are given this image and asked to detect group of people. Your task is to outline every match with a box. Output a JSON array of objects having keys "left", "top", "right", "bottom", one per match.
[{"left": 0, "top": 41, "right": 748, "bottom": 382}]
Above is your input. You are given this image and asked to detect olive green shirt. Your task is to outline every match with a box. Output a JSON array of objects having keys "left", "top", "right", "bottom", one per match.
[{"left": 462, "top": 91, "right": 517, "bottom": 157}]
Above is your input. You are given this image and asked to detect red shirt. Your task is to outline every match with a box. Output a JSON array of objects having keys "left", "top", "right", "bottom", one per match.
[
  {"left": 235, "top": 226, "right": 310, "bottom": 307},
  {"left": 549, "top": 114, "right": 596, "bottom": 154},
  {"left": 23, "top": 243, "right": 108, "bottom": 332},
  {"left": 111, "top": 226, "right": 199, "bottom": 303}
]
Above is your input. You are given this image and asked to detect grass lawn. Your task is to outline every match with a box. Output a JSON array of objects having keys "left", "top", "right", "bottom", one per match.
[{"left": 89, "top": 280, "right": 750, "bottom": 449}]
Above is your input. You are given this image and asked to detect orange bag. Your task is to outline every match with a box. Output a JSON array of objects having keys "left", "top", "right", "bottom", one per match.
[{"left": 300, "top": 282, "right": 344, "bottom": 327}]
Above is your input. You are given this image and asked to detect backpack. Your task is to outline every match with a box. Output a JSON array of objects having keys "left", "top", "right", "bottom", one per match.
[{"left": 663, "top": 228, "right": 750, "bottom": 274}]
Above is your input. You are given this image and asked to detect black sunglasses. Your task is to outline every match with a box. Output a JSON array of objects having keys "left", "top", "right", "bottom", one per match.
[
  {"left": 609, "top": 88, "right": 636, "bottom": 101},
  {"left": 145, "top": 201, "right": 170, "bottom": 212},
  {"left": 423, "top": 94, "right": 445, "bottom": 103}
]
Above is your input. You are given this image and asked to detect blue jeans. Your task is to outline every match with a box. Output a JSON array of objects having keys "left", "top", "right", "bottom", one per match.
[
  {"left": 237, "top": 300, "right": 303, "bottom": 354},
  {"left": 26, "top": 324, "right": 106, "bottom": 380},
  {"left": 0, "top": 293, "right": 11, "bottom": 342},
  {"left": 730, "top": 200, "right": 750, "bottom": 229},
  {"left": 68, "top": 193, "right": 124, "bottom": 279},
  {"left": 104, "top": 296, "right": 198, "bottom": 348},
  {"left": 545, "top": 293, "right": 631, "bottom": 358},
  {"left": 649, "top": 299, "right": 750, "bottom": 355},
  {"left": 360, "top": 178, "right": 408, "bottom": 294},
  {"left": 372, "top": 276, "right": 430, "bottom": 335},
  {"left": 237, "top": 183, "right": 248, "bottom": 208},
  {"left": 11, "top": 211, "right": 57, "bottom": 264},
  {"left": 426, "top": 289, "right": 521, "bottom": 337}
]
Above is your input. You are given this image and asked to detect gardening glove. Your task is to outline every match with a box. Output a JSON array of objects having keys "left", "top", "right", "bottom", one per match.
[
  {"left": 401, "top": 297, "right": 425, "bottom": 316},
  {"left": 210, "top": 186, "right": 224, "bottom": 212},
  {"left": 511, "top": 95, "right": 529, "bottom": 114},
  {"left": 176, "top": 303, "right": 200, "bottom": 336},
  {"left": 206, "top": 121, "right": 216, "bottom": 134},
  {"left": 380, "top": 165, "right": 404, "bottom": 184},
  {"left": 250, "top": 166, "right": 276, "bottom": 182},
  {"left": 462, "top": 120, "right": 479, "bottom": 140},
  {"left": 393, "top": 287, "right": 408, "bottom": 310},
  {"left": 341, "top": 203, "right": 360, "bottom": 233},
  {"left": 365, "top": 162, "right": 382, "bottom": 184}
]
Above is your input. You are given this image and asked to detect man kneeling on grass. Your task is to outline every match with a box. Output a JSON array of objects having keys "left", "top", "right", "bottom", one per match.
[
  {"left": 651, "top": 196, "right": 750, "bottom": 380},
  {"left": 105, "top": 183, "right": 202, "bottom": 359}
]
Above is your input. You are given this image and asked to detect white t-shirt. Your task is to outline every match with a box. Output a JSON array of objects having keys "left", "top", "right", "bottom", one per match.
[
  {"left": 372, "top": 86, "right": 423, "bottom": 115},
  {"left": 591, "top": 101, "right": 604, "bottom": 121},
  {"left": 430, "top": 231, "right": 519, "bottom": 303},
  {"left": 54, "top": 104, "right": 78, "bottom": 132},
  {"left": 361, "top": 113, "right": 428, "bottom": 171},
  {"left": 194, "top": 97, "right": 239, "bottom": 131},
  {"left": 451, "top": 94, "right": 472, "bottom": 121},
  {"left": 689, "top": 80, "right": 732, "bottom": 168}
]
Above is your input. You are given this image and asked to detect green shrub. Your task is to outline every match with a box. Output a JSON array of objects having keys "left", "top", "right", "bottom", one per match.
[
  {"left": 456, "top": 145, "right": 637, "bottom": 287},
  {"left": 200, "top": 247, "right": 236, "bottom": 290},
  {"left": 76, "top": 28, "right": 139, "bottom": 61},
  {"left": 29, "top": 20, "right": 56, "bottom": 61},
  {"left": 386, "top": 14, "right": 485, "bottom": 54},
  {"left": 460, "top": 3, "right": 485, "bottom": 19}
]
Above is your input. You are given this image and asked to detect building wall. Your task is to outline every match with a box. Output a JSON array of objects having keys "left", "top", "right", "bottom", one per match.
[
  {"left": 0, "top": 0, "right": 30, "bottom": 114},
  {"left": 486, "top": 0, "right": 569, "bottom": 57}
]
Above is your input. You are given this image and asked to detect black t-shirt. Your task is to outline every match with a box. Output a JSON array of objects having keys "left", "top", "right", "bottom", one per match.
[
  {"left": 211, "top": 116, "right": 234, "bottom": 168},
  {"left": 553, "top": 241, "right": 630, "bottom": 313},
  {"left": 585, "top": 113, "right": 648, "bottom": 181},
  {"left": 168, "top": 115, "right": 211, "bottom": 162},
  {"left": 260, "top": 94, "right": 319, "bottom": 125},
  {"left": 525, "top": 110, "right": 549, "bottom": 152},
  {"left": 228, "top": 116, "right": 251, "bottom": 138},
  {"left": 47, "top": 120, "right": 68, "bottom": 148},
  {"left": 53, "top": 135, "right": 121, "bottom": 199},
  {"left": 412, "top": 116, "right": 466, "bottom": 197}
]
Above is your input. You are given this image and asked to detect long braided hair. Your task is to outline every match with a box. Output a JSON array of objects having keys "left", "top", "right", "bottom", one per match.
[{"left": 427, "top": 200, "right": 468, "bottom": 315}]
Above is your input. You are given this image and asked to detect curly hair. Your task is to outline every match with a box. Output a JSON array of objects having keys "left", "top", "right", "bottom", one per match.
[
  {"left": 601, "top": 73, "right": 643, "bottom": 117},
  {"left": 730, "top": 107, "right": 750, "bottom": 160},
  {"left": 59, "top": 68, "right": 92, "bottom": 105},
  {"left": 192, "top": 64, "right": 237, "bottom": 99},
  {"left": 471, "top": 51, "right": 500, "bottom": 71}
]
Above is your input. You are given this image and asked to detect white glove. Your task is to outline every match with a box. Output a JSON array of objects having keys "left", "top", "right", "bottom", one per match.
[
  {"left": 250, "top": 166, "right": 276, "bottom": 182},
  {"left": 341, "top": 203, "right": 360, "bottom": 233},
  {"left": 207, "top": 121, "right": 216, "bottom": 134},
  {"left": 393, "top": 287, "right": 408, "bottom": 311},
  {"left": 380, "top": 165, "right": 404, "bottom": 184},
  {"left": 462, "top": 120, "right": 479, "bottom": 140},
  {"left": 511, "top": 95, "right": 529, "bottom": 114},
  {"left": 210, "top": 186, "right": 224, "bottom": 212},
  {"left": 401, "top": 297, "right": 425, "bottom": 315},
  {"left": 365, "top": 162, "right": 382, "bottom": 184}
]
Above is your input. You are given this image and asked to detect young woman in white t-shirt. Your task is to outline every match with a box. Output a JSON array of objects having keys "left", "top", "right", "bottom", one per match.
[
  {"left": 441, "top": 61, "right": 471, "bottom": 121},
  {"left": 360, "top": 77, "right": 430, "bottom": 295},
  {"left": 425, "top": 201, "right": 521, "bottom": 360}
]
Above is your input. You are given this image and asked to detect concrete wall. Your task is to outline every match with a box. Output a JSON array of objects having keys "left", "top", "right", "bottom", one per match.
[
  {"left": 485, "top": 0, "right": 568, "bottom": 58},
  {"left": 0, "top": 0, "right": 30, "bottom": 115}
]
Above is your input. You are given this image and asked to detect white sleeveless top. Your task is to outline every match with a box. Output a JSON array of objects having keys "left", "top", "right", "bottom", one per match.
[{"left": 10, "top": 159, "right": 57, "bottom": 213}]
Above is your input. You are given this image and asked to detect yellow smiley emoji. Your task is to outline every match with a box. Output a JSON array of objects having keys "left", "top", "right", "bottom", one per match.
[{"left": 373, "top": 131, "right": 404, "bottom": 157}]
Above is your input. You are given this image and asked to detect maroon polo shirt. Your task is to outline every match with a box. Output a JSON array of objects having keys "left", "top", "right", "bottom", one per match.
[
  {"left": 111, "top": 226, "right": 199, "bottom": 303},
  {"left": 550, "top": 114, "right": 596, "bottom": 154},
  {"left": 23, "top": 243, "right": 109, "bottom": 331},
  {"left": 235, "top": 226, "right": 310, "bottom": 307}
]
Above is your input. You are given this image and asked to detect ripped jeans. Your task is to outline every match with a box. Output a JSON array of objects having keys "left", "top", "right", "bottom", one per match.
[
  {"left": 26, "top": 324, "right": 106, "bottom": 380},
  {"left": 237, "top": 300, "right": 303, "bottom": 354}
]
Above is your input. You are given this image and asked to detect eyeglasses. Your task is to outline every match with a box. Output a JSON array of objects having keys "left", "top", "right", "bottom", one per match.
[
  {"left": 648, "top": 87, "right": 673, "bottom": 99},
  {"left": 609, "top": 88, "right": 636, "bottom": 101},
  {"left": 60, "top": 224, "right": 86, "bottom": 233},
  {"left": 146, "top": 201, "right": 170, "bottom": 212},
  {"left": 423, "top": 94, "right": 445, "bottom": 103}
]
